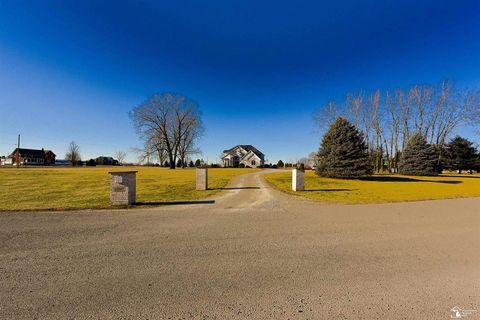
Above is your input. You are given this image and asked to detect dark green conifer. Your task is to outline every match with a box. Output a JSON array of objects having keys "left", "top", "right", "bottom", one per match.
[
  {"left": 398, "top": 132, "right": 438, "bottom": 176},
  {"left": 315, "top": 117, "right": 372, "bottom": 178},
  {"left": 445, "top": 136, "right": 478, "bottom": 173}
]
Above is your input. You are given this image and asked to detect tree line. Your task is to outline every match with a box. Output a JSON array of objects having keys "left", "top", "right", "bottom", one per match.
[
  {"left": 315, "top": 117, "right": 480, "bottom": 179},
  {"left": 314, "top": 80, "right": 480, "bottom": 173},
  {"left": 64, "top": 141, "right": 128, "bottom": 166}
]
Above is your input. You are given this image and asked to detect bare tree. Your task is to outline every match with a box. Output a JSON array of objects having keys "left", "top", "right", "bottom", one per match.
[
  {"left": 360, "top": 97, "right": 375, "bottom": 151},
  {"left": 408, "top": 84, "right": 434, "bottom": 139},
  {"left": 368, "top": 90, "right": 386, "bottom": 172},
  {"left": 346, "top": 92, "right": 363, "bottom": 127},
  {"left": 386, "top": 90, "right": 401, "bottom": 171},
  {"left": 130, "top": 92, "right": 204, "bottom": 169},
  {"left": 178, "top": 128, "right": 202, "bottom": 168},
  {"left": 65, "top": 141, "right": 81, "bottom": 166},
  {"left": 176, "top": 104, "right": 204, "bottom": 168},
  {"left": 313, "top": 101, "right": 342, "bottom": 131},
  {"left": 139, "top": 134, "right": 168, "bottom": 166},
  {"left": 307, "top": 151, "right": 317, "bottom": 168},
  {"left": 400, "top": 88, "right": 412, "bottom": 149},
  {"left": 115, "top": 151, "right": 127, "bottom": 165}
]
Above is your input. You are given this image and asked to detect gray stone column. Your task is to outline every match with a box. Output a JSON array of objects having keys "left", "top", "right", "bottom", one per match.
[
  {"left": 292, "top": 169, "right": 305, "bottom": 191},
  {"left": 109, "top": 171, "right": 137, "bottom": 205},
  {"left": 196, "top": 167, "right": 208, "bottom": 190}
]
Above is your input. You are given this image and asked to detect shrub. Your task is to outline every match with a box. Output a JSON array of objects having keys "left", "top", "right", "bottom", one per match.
[
  {"left": 315, "top": 117, "right": 372, "bottom": 178},
  {"left": 176, "top": 159, "right": 183, "bottom": 168},
  {"left": 399, "top": 133, "right": 438, "bottom": 176}
]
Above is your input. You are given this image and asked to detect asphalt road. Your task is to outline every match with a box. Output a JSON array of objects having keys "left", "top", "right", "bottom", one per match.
[{"left": 1, "top": 171, "right": 479, "bottom": 319}]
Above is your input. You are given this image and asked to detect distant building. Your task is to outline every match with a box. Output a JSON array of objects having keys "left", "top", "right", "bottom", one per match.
[
  {"left": 9, "top": 148, "right": 56, "bottom": 165},
  {"left": 221, "top": 145, "right": 265, "bottom": 168},
  {"left": 95, "top": 156, "right": 119, "bottom": 165},
  {"left": 0, "top": 156, "right": 9, "bottom": 166},
  {"left": 54, "top": 159, "right": 71, "bottom": 166}
]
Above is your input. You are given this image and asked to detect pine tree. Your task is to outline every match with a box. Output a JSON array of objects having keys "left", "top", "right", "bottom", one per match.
[
  {"left": 445, "top": 136, "right": 478, "bottom": 173},
  {"left": 398, "top": 133, "right": 438, "bottom": 176},
  {"left": 188, "top": 160, "right": 195, "bottom": 167},
  {"left": 176, "top": 159, "right": 183, "bottom": 168},
  {"left": 315, "top": 117, "right": 372, "bottom": 178}
]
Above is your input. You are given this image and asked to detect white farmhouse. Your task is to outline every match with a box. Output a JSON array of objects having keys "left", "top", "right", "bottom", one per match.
[{"left": 221, "top": 145, "right": 265, "bottom": 168}]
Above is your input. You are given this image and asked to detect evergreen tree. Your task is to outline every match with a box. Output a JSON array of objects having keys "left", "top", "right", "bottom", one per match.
[
  {"left": 315, "top": 117, "right": 372, "bottom": 178},
  {"left": 176, "top": 159, "right": 183, "bottom": 168},
  {"left": 445, "top": 136, "right": 478, "bottom": 173},
  {"left": 188, "top": 160, "right": 195, "bottom": 167},
  {"left": 398, "top": 133, "right": 438, "bottom": 176},
  {"left": 277, "top": 160, "right": 284, "bottom": 168},
  {"left": 194, "top": 159, "right": 201, "bottom": 167}
]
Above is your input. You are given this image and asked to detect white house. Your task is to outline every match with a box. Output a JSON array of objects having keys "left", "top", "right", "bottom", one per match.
[
  {"left": 0, "top": 156, "right": 13, "bottom": 166},
  {"left": 221, "top": 145, "right": 265, "bottom": 168}
]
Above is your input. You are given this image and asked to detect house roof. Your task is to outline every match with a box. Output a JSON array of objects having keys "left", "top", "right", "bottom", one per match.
[
  {"left": 9, "top": 148, "right": 56, "bottom": 157},
  {"left": 222, "top": 145, "right": 264, "bottom": 157}
]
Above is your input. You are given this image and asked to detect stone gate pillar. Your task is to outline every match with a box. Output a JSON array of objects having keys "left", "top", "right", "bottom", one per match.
[
  {"left": 292, "top": 168, "right": 305, "bottom": 191},
  {"left": 109, "top": 171, "right": 137, "bottom": 205},
  {"left": 196, "top": 167, "right": 208, "bottom": 190}
]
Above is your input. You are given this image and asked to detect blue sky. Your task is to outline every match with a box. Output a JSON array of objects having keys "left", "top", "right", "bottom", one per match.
[{"left": 1, "top": 0, "right": 480, "bottom": 163}]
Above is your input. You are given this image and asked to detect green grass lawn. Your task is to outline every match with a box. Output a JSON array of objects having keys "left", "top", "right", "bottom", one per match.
[
  {"left": 265, "top": 170, "right": 480, "bottom": 204},
  {"left": 0, "top": 166, "right": 259, "bottom": 211}
]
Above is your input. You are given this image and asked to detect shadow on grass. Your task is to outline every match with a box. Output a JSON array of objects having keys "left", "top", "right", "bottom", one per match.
[
  {"left": 360, "top": 176, "right": 462, "bottom": 184},
  {"left": 304, "top": 188, "right": 353, "bottom": 192},
  {"left": 212, "top": 187, "right": 262, "bottom": 190},
  {"left": 443, "top": 174, "right": 480, "bottom": 179},
  {"left": 135, "top": 200, "right": 215, "bottom": 206}
]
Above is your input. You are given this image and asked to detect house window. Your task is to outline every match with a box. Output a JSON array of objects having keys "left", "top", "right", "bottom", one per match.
[{"left": 251, "top": 160, "right": 256, "bottom": 166}]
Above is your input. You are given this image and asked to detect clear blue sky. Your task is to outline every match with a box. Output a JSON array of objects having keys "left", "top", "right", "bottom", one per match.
[{"left": 1, "top": 0, "right": 480, "bottom": 163}]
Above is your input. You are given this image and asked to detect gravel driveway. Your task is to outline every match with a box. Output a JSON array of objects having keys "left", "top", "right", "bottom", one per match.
[{"left": 1, "top": 170, "right": 479, "bottom": 319}]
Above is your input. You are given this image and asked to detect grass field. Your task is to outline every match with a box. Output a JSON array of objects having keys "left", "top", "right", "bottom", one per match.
[
  {"left": 265, "top": 170, "right": 480, "bottom": 204},
  {"left": 0, "top": 167, "right": 259, "bottom": 211}
]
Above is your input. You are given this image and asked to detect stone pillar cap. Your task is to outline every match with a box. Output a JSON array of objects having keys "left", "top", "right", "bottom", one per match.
[{"left": 108, "top": 171, "right": 138, "bottom": 174}]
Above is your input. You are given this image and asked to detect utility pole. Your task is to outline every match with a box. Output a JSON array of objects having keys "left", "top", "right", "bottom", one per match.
[{"left": 16, "top": 134, "right": 20, "bottom": 168}]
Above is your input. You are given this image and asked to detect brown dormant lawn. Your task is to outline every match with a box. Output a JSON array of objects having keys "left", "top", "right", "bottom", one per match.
[
  {"left": 0, "top": 166, "right": 259, "bottom": 211},
  {"left": 265, "top": 170, "right": 480, "bottom": 204}
]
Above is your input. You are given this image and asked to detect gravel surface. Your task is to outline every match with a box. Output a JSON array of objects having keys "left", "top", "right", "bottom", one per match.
[{"left": 1, "top": 170, "right": 479, "bottom": 319}]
